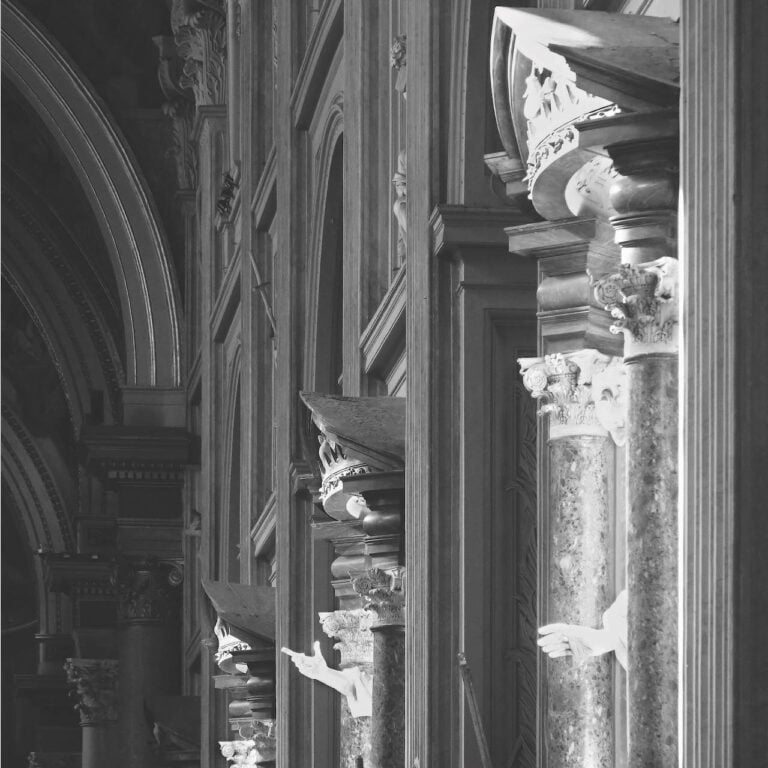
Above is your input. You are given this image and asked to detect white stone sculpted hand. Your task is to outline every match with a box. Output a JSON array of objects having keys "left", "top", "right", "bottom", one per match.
[
  {"left": 537, "top": 590, "right": 628, "bottom": 669},
  {"left": 281, "top": 641, "right": 372, "bottom": 717}
]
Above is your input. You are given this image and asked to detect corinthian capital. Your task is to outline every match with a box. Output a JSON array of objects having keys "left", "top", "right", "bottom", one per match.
[
  {"left": 64, "top": 659, "right": 118, "bottom": 726},
  {"left": 318, "top": 609, "right": 374, "bottom": 667},
  {"left": 352, "top": 568, "right": 405, "bottom": 628},
  {"left": 519, "top": 350, "right": 625, "bottom": 440},
  {"left": 592, "top": 258, "right": 679, "bottom": 357},
  {"left": 113, "top": 559, "right": 183, "bottom": 625}
]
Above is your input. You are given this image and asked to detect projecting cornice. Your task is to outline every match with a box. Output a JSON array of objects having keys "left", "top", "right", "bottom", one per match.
[{"left": 490, "top": 8, "right": 679, "bottom": 220}]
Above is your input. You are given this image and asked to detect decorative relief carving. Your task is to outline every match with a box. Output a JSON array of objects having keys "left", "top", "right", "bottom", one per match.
[
  {"left": 162, "top": 100, "right": 198, "bottom": 191},
  {"left": 219, "top": 731, "right": 276, "bottom": 766},
  {"left": 392, "top": 150, "right": 407, "bottom": 266},
  {"left": 518, "top": 351, "right": 626, "bottom": 442},
  {"left": 390, "top": 35, "right": 407, "bottom": 96},
  {"left": 318, "top": 437, "right": 372, "bottom": 513},
  {"left": 212, "top": 617, "right": 252, "bottom": 673},
  {"left": 216, "top": 172, "right": 238, "bottom": 218},
  {"left": 592, "top": 258, "right": 679, "bottom": 356},
  {"left": 171, "top": 0, "right": 227, "bottom": 107},
  {"left": 64, "top": 658, "right": 118, "bottom": 726},
  {"left": 352, "top": 567, "right": 405, "bottom": 628},
  {"left": 113, "top": 559, "right": 183, "bottom": 624},
  {"left": 521, "top": 61, "right": 620, "bottom": 187}
]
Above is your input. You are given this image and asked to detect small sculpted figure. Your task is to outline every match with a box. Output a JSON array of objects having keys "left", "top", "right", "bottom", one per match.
[
  {"left": 537, "top": 589, "right": 628, "bottom": 669},
  {"left": 281, "top": 641, "right": 373, "bottom": 718}
]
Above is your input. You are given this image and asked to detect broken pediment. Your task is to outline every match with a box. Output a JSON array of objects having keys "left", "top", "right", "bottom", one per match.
[{"left": 490, "top": 8, "right": 679, "bottom": 219}]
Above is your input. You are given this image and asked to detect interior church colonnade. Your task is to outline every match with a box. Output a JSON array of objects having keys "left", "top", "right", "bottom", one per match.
[{"left": 1, "top": 0, "right": 766, "bottom": 767}]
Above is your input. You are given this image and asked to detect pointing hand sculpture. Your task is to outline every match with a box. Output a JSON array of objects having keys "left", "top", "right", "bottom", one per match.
[
  {"left": 281, "top": 641, "right": 373, "bottom": 718},
  {"left": 537, "top": 589, "right": 628, "bottom": 669}
]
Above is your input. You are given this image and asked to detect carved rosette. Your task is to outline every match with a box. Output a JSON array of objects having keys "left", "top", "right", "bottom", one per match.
[
  {"left": 593, "top": 258, "right": 679, "bottom": 357},
  {"left": 171, "top": 0, "right": 227, "bottom": 107},
  {"left": 519, "top": 350, "right": 626, "bottom": 442},
  {"left": 113, "top": 560, "right": 183, "bottom": 625},
  {"left": 64, "top": 659, "right": 118, "bottom": 727},
  {"left": 318, "top": 609, "right": 375, "bottom": 667},
  {"left": 351, "top": 568, "right": 405, "bottom": 629}
]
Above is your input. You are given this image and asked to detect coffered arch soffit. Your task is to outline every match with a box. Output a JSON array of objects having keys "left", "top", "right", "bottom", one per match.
[{"left": 2, "top": 1, "right": 182, "bottom": 387}]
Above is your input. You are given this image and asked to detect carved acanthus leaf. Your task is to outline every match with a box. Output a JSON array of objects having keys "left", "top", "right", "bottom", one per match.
[
  {"left": 64, "top": 658, "right": 118, "bottom": 726},
  {"left": 318, "top": 609, "right": 374, "bottom": 666},
  {"left": 519, "top": 350, "right": 626, "bottom": 442},
  {"left": 592, "top": 258, "right": 679, "bottom": 356},
  {"left": 351, "top": 568, "right": 405, "bottom": 628}
]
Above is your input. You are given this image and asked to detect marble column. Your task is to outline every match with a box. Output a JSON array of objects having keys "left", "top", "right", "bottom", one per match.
[
  {"left": 352, "top": 568, "right": 405, "bottom": 768},
  {"left": 319, "top": 609, "right": 375, "bottom": 768},
  {"left": 594, "top": 260, "right": 678, "bottom": 768},
  {"left": 63, "top": 658, "right": 118, "bottom": 768},
  {"left": 520, "top": 350, "right": 626, "bottom": 768},
  {"left": 114, "top": 560, "right": 182, "bottom": 768},
  {"left": 594, "top": 137, "right": 679, "bottom": 767}
]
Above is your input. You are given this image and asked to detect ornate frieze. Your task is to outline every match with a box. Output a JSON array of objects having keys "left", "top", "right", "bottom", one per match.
[
  {"left": 64, "top": 658, "right": 118, "bottom": 726},
  {"left": 318, "top": 609, "right": 375, "bottom": 667},
  {"left": 170, "top": 0, "right": 227, "bottom": 108},
  {"left": 352, "top": 568, "right": 405, "bottom": 628},
  {"left": 519, "top": 350, "right": 626, "bottom": 442},
  {"left": 113, "top": 559, "right": 183, "bottom": 624},
  {"left": 592, "top": 258, "right": 679, "bottom": 357}
]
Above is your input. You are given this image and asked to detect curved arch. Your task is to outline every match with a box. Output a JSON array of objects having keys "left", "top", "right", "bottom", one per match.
[
  {"left": 3, "top": 196, "right": 123, "bottom": 427},
  {"left": 304, "top": 93, "right": 344, "bottom": 392},
  {"left": 2, "top": 1, "right": 181, "bottom": 386},
  {"left": 1, "top": 403, "right": 74, "bottom": 553}
]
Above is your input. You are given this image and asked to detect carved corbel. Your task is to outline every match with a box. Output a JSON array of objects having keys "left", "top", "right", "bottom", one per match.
[
  {"left": 592, "top": 258, "right": 679, "bottom": 357},
  {"left": 519, "top": 349, "right": 625, "bottom": 441}
]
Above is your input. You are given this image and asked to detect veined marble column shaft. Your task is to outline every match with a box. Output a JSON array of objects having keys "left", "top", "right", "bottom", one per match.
[
  {"left": 352, "top": 569, "right": 405, "bottom": 768},
  {"left": 521, "top": 350, "right": 626, "bottom": 768},
  {"left": 64, "top": 658, "right": 118, "bottom": 768},
  {"left": 595, "top": 261, "right": 679, "bottom": 767},
  {"left": 320, "top": 609, "right": 374, "bottom": 768}
]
